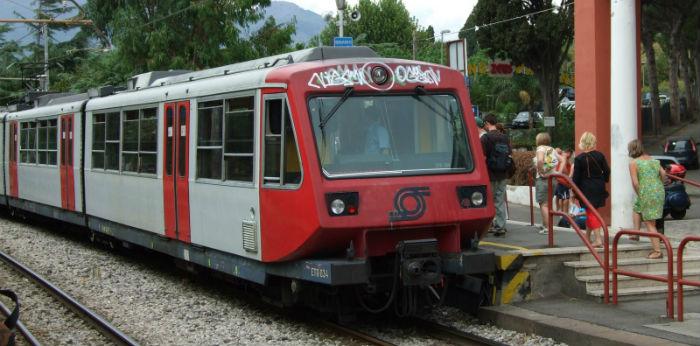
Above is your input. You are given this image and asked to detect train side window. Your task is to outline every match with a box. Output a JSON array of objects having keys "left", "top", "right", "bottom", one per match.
[
  {"left": 92, "top": 113, "right": 106, "bottom": 169},
  {"left": 122, "top": 110, "right": 139, "bottom": 172},
  {"left": 264, "top": 97, "right": 301, "bottom": 187},
  {"left": 223, "top": 96, "right": 254, "bottom": 182},
  {"left": 20, "top": 122, "right": 37, "bottom": 164},
  {"left": 121, "top": 108, "right": 157, "bottom": 174},
  {"left": 104, "top": 112, "right": 121, "bottom": 170},
  {"left": 196, "top": 100, "right": 223, "bottom": 180},
  {"left": 140, "top": 108, "right": 157, "bottom": 174},
  {"left": 35, "top": 119, "right": 57, "bottom": 165}
]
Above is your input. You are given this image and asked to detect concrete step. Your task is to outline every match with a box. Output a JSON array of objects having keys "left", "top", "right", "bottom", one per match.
[
  {"left": 588, "top": 284, "right": 700, "bottom": 302},
  {"left": 578, "top": 244, "right": 653, "bottom": 262},
  {"left": 577, "top": 268, "right": 700, "bottom": 291},
  {"left": 563, "top": 255, "right": 700, "bottom": 277}
]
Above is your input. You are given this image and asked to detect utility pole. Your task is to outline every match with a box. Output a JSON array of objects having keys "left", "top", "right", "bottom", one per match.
[
  {"left": 0, "top": 18, "right": 93, "bottom": 91},
  {"left": 43, "top": 24, "right": 49, "bottom": 91},
  {"left": 440, "top": 30, "right": 450, "bottom": 65},
  {"left": 412, "top": 30, "right": 417, "bottom": 60},
  {"left": 336, "top": 0, "right": 346, "bottom": 37}
]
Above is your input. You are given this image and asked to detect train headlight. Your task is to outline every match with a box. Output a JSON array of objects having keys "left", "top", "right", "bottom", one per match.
[
  {"left": 326, "top": 192, "right": 359, "bottom": 216},
  {"left": 330, "top": 199, "right": 345, "bottom": 215},
  {"left": 456, "top": 186, "right": 487, "bottom": 209},
  {"left": 371, "top": 66, "right": 389, "bottom": 85},
  {"left": 471, "top": 191, "right": 484, "bottom": 207}
]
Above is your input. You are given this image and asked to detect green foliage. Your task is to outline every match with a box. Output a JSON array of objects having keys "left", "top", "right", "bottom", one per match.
[
  {"left": 317, "top": 0, "right": 415, "bottom": 50},
  {"left": 467, "top": 0, "right": 573, "bottom": 119},
  {"left": 0, "top": 24, "right": 23, "bottom": 104},
  {"left": 250, "top": 17, "right": 297, "bottom": 57},
  {"left": 2, "top": 1, "right": 300, "bottom": 105}
]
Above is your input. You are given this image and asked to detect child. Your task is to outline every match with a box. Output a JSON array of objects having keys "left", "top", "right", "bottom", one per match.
[
  {"left": 554, "top": 148, "right": 573, "bottom": 212},
  {"left": 569, "top": 198, "right": 587, "bottom": 230}
]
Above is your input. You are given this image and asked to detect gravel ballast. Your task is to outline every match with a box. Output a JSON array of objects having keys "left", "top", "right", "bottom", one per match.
[{"left": 0, "top": 215, "right": 566, "bottom": 345}]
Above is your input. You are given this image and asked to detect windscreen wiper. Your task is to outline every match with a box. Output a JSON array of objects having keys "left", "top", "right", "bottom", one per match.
[{"left": 319, "top": 87, "right": 354, "bottom": 129}]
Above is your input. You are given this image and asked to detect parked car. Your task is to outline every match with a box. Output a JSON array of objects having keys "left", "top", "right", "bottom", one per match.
[
  {"left": 663, "top": 137, "right": 699, "bottom": 169},
  {"left": 511, "top": 111, "right": 543, "bottom": 129},
  {"left": 641, "top": 93, "right": 669, "bottom": 106},
  {"left": 651, "top": 154, "right": 681, "bottom": 168}
]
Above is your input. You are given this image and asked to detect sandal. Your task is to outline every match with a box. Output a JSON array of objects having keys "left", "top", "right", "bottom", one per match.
[
  {"left": 629, "top": 235, "right": 640, "bottom": 241},
  {"left": 647, "top": 251, "right": 663, "bottom": 259},
  {"left": 591, "top": 242, "right": 603, "bottom": 248}
]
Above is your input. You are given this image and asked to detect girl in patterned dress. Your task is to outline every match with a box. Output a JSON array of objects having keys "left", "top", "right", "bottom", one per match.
[{"left": 627, "top": 140, "right": 666, "bottom": 259}]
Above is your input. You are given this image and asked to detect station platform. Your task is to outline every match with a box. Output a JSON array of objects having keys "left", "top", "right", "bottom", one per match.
[{"left": 477, "top": 216, "right": 700, "bottom": 345}]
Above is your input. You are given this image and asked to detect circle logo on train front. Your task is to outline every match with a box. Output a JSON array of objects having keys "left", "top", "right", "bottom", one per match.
[
  {"left": 307, "top": 63, "right": 442, "bottom": 91},
  {"left": 389, "top": 187, "right": 431, "bottom": 222}
]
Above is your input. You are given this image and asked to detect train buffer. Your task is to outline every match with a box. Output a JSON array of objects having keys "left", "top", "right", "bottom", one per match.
[{"left": 474, "top": 214, "right": 700, "bottom": 346}]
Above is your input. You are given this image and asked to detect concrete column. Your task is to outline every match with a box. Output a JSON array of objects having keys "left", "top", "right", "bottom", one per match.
[
  {"left": 610, "top": 0, "right": 638, "bottom": 230},
  {"left": 574, "top": 0, "right": 611, "bottom": 223}
]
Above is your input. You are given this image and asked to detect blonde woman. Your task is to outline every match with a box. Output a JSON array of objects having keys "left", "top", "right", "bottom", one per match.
[
  {"left": 571, "top": 132, "right": 610, "bottom": 247},
  {"left": 534, "top": 132, "right": 558, "bottom": 234},
  {"left": 628, "top": 139, "right": 665, "bottom": 259}
]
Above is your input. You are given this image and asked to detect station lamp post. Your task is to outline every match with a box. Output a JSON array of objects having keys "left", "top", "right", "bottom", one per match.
[
  {"left": 440, "top": 30, "right": 450, "bottom": 65},
  {"left": 336, "top": 0, "right": 346, "bottom": 37}
]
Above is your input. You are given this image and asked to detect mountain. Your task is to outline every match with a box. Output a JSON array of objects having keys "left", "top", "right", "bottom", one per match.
[
  {"left": 0, "top": 1, "right": 326, "bottom": 46},
  {"left": 248, "top": 1, "right": 327, "bottom": 44}
]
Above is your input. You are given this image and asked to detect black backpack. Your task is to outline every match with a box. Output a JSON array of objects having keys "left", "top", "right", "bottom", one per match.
[{"left": 487, "top": 138, "right": 514, "bottom": 176}]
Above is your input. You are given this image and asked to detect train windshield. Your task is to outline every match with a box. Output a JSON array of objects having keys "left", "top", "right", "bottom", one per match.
[{"left": 308, "top": 93, "right": 473, "bottom": 178}]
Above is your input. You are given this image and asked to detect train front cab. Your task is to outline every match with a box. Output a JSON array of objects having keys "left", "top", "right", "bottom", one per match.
[{"left": 263, "top": 59, "right": 496, "bottom": 314}]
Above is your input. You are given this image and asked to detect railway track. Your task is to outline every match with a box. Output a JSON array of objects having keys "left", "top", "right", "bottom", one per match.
[
  {"left": 0, "top": 249, "right": 139, "bottom": 346},
  {"left": 412, "top": 318, "right": 510, "bottom": 346},
  {"left": 318, "top": 316, "right": 508, "bottom": 346}
]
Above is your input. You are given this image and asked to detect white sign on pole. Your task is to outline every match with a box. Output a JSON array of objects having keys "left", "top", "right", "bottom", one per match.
[
  {"left": 446, "top": 39, "right": 468, "bottom": 76},
  {"left": 544, "top": 117, "right": 556, "bottom": 127}
]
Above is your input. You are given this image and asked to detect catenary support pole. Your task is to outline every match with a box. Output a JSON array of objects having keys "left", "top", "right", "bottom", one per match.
[
  {"left": 610, "top": 0, "right": 638, "bottom": 230},
  {"left": 43, "top": 23, "right": 49, "bottom": 91}
]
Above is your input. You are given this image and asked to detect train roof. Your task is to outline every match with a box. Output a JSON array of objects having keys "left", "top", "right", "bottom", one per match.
[
  {"left": 5, "top": 93, "right": 89, "bottom": 121},
  {"left": 86, "top": 46, "right": 381, "bottom": 112},
  {"left": 6, "top": 46, "right": 455, "bottom": 118}
]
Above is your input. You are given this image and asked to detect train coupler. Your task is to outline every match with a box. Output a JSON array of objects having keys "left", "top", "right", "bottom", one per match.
[{"left": 397, "top": 239, "right": 441, "bottom": 286}]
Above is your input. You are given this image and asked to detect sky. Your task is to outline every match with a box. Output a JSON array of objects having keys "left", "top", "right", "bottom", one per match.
[{"left": 283, "top": 0, "right": 478, "bottom": 41}]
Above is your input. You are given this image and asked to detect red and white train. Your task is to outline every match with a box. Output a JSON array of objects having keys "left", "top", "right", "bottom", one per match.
[{"left": 1, "top": 47, "right": 495, "bottom": 315}]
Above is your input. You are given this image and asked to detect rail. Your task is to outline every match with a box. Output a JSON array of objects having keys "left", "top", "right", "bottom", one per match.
[
  {"left": 544, "top": 172, "right": 610, "bottom": 304},
  {"left": 612, "top": 230, "right": 674, "bottom": 319},
  {"left": 667, "top": 173, "right": 700, "bottom": 188},
  {"left": 677, "top": 236, "right": 700, "bottom": 322},
  {"left": 0, "top": 250, "right": 139, "bottom": 346},
  {"left": 0, "top": 299, "right": 41, "bottom": 346},
  {"left": 528, "top": 169, "right": 535, "bottom": 226}
]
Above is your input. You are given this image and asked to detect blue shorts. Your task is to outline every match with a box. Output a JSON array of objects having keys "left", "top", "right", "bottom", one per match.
[{"left": 554, "top": 184, "right": 570, "bottom": 200}]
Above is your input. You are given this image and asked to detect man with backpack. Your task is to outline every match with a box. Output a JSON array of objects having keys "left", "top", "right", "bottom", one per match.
[{"left": 480, "top": 114, "right": 514, "bottom": 236}]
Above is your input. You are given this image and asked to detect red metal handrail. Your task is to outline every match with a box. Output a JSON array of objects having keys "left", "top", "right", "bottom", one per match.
[
  {"left": 613, "top": 230, "right": 674, "bottom": 319},
  {"left": 668, "top": 173, "right": 700, "bottom": 188},
  {"left": 528, "top": 168, "right": 535, "bottom": 226},
  {"left": 677, "top": 236, "right": 700, "bottom": 322},
  {"left": 545, "top": 172, "right": 610, "bottom": 304}
]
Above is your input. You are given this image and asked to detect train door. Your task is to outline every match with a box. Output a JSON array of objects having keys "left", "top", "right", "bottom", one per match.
[
  {"left": 163, "top": 101, "right": 191, "bottom": 242},
  {"left": 8, "top": 121, "right": 18, "bottom": 197},
  {"left": 60, "top": 114, "right": 75, "bottom": 210}
]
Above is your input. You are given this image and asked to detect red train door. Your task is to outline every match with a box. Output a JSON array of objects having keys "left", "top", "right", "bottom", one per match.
[
  {"left": 8, "top": 121, "right": 18, "bottom": 197},
  {"left": 60, "top": 115, "right": 75, "bottom": 210},
  {"left": 162, "top": 101, "right": 191, "bottom": 242}
]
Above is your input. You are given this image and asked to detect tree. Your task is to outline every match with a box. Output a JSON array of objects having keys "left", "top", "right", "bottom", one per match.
[
  {"left": 317, "top": 0, "right": 416, "bottom": 58},
  {"left": 0, "top": 24, "right": 23, "bottom": 105},
  {"left": 85, "top": 0, "right": 272, "bottom": 72},
  {"left": 642, "top": 2, "right": 663, "bottom": 133},
  {"left": 467, "top": 0, "right": 574, "bottom": 119},
  {"left": 249, "top": 17, "right": 297, "bottom": 58}
]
